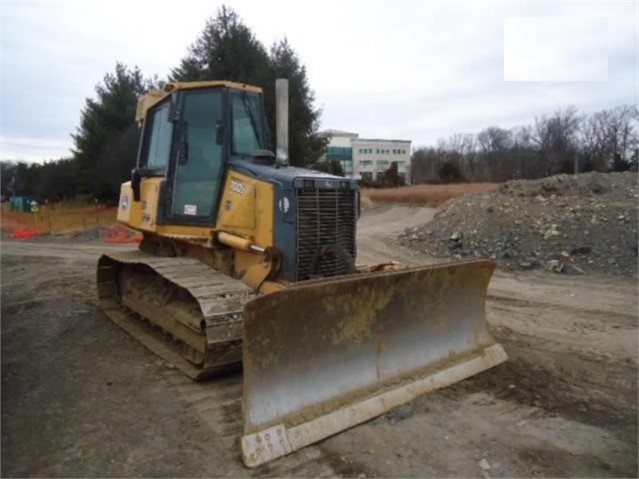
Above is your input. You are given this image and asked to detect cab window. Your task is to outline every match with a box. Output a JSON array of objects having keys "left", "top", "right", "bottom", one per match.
[
  {"left": 231, "top": 92, "right": 263, "bottom": 155},
  {"left": 142, "top": 101, "right": 173, "bottom": 170}
]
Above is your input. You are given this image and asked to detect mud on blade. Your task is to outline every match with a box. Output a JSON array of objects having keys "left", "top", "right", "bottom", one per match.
[{"left": 241, "top": 259, "right": 507, "bottom": 467}]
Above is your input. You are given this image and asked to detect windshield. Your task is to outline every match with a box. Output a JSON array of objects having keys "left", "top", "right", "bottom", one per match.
[{"left": 231, "top": 92, "right": 263, "bottom": 155}]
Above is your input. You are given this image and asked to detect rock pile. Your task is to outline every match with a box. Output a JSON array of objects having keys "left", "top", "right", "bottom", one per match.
[{"left": 399, "top": 172, "right": 638, "bottom": 276}]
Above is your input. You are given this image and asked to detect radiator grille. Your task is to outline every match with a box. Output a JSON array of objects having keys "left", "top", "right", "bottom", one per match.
[{"left": 296, "top": 187, "right": 357, "bottom": 281}]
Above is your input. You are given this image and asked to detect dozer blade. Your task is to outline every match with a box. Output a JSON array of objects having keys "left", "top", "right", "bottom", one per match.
[{"left": 240, "top": 259, "right": 507, "bottom": 467}]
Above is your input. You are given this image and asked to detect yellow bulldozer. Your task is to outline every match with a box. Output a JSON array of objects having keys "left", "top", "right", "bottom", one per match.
[{"left": 96, "top": 79, "right": 507, "bottom": 467}]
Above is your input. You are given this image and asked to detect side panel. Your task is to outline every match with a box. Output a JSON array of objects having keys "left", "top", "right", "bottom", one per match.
[
  {"left": 117, "top": 179, "right": 212, "bottom": 238},
  {"left": 117, "top": 178, "right": 162, "bottom": 232},
  {"left": 215, "top": 170, "right": 274, "bottom": 248},
  {"left": 273, "top": 184, "right": 297, "bottom": 282}
]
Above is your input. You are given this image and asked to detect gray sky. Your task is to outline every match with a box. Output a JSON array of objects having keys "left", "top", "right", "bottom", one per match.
[{"left": 1, "top": 0, "right": 637, "bottom": 162}]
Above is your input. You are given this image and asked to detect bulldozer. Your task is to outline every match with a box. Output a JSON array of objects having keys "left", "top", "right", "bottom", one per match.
[{"left": 96, "top": 79, "right": 507, "bottom": 467}]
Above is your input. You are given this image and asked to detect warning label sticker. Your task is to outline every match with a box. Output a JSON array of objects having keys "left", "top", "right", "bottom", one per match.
[{"left": 184, "top": 204, "right": 197, "bottom": 215}]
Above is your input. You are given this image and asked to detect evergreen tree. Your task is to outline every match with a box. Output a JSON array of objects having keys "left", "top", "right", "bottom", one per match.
[
  {"left": 171, "top": 6, "right": 326, "bottom": 166},
  {"left": 38, "top": 159, "right": 79, "bottom": 201},
  {"left": 171, "top": 6, "right": 270, "bottom": 85},
  {"left": 380, "top": 161, "right": 402, "bottom": 186},
  {"left": 438, "top": 160, "right": 465, "bottom": 184},
  {"left": 311, "top": 159, "right": 345, "bottom": 176},
  {"left": 267, "top": 39, "right": 327, "bottom": 167},
  {"left": 93, "top": 124, "right": 142, "bottom": 201},
  {"left": 72, "top": 63, "right": 151, "bottom": 197}
]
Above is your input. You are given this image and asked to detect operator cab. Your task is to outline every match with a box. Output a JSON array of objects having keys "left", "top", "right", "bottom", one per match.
[{"left": 132, "top": 82, "right": 271, "bottom": 224}]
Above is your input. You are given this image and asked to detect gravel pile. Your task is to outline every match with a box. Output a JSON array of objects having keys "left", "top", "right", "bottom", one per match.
[{"left": 400, "top": 172, "right": 638, "bottom": 276}]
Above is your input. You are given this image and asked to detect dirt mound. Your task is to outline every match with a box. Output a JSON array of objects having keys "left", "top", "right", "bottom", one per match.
[
  {"left": 400, "top": 172, "right": 638, "bottom": 276},
  {"left": 498, "top": 172, "right": 618, "bottom": 197}
]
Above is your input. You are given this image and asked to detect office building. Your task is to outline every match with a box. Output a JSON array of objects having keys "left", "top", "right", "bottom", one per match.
[{"left": 320, "top": 129, "right": 411, "bottom": 184}]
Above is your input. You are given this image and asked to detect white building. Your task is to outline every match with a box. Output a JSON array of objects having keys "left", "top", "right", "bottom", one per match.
[{"left": 320, "top": 129, "right": 411, "bottom": 184}]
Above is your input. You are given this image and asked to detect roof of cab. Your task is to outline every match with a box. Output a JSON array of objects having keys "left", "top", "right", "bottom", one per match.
[{"left": 135, "top": 81, "right": 263, "bottom": 123}]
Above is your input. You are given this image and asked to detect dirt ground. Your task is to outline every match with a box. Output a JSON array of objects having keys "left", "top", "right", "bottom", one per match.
[{"left": 2, "top": 205, "right": 637, "bottom": 478}]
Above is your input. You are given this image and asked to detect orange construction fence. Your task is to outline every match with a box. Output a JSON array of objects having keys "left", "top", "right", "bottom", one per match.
[
  {"left": 9, "top": 226, "right": 47, "bottom": 239},
  {"left": 1, "top": 207, "right": 142, "bottom": 243}
]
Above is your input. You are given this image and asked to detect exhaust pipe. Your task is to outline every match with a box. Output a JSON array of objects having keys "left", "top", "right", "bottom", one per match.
[{"left": 275, "top": 79, "right": 289, "bottom": 167}]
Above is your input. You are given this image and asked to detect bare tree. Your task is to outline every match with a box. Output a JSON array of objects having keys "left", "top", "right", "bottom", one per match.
[
  {"left": 614, "top": 105, "right": 639, "bottom": 171},
  {"left": 409, "top": 103, "right": 636, "bottom": 185},
  {"left": 533, "top": 106, "right": 583, "bottom": 175},
  {"left": 510, "top": 125, "right": 539, "bottom": 179},
  {"left": 477, "top": 127, "right": 511, "bottom": 154},
  {"left": 411, "top": 147, "right": 447, "bottom": 183},
  {"left": 581, "top": 105, "right": 638, "bottom": 171},
  {"left": 476, "top": 127, "right": 513, "bottom": 181}
]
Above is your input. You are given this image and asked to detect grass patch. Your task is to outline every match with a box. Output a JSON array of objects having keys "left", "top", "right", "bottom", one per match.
[{"left": 362, "top": 183, "right": 498, "bottom": 208}]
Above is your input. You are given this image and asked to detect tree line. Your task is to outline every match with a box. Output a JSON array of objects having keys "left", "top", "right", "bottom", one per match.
[
  {"left": 412, "top": 104, "right": 639, "bottom": 184},
  {"left": 1, "top": 6, "right": 325, "bottom": 202}
]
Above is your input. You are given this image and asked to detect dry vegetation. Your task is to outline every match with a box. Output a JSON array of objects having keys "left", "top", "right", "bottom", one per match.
[
  {"left": 0, "top": 202, "right": 118, "bottom": 234},
  {"left": 363, "top": 183, "right": 498, "bottom": 207}
]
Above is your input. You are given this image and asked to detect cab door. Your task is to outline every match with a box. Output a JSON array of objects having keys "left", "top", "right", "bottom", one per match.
[{"left": 170, "top": 88, "right": 225, "bottom": 222}]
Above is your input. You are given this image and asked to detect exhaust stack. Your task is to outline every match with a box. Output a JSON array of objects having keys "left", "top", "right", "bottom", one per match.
[{"left": 275, "top": 79, "right": 289, "bottom": 167}]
